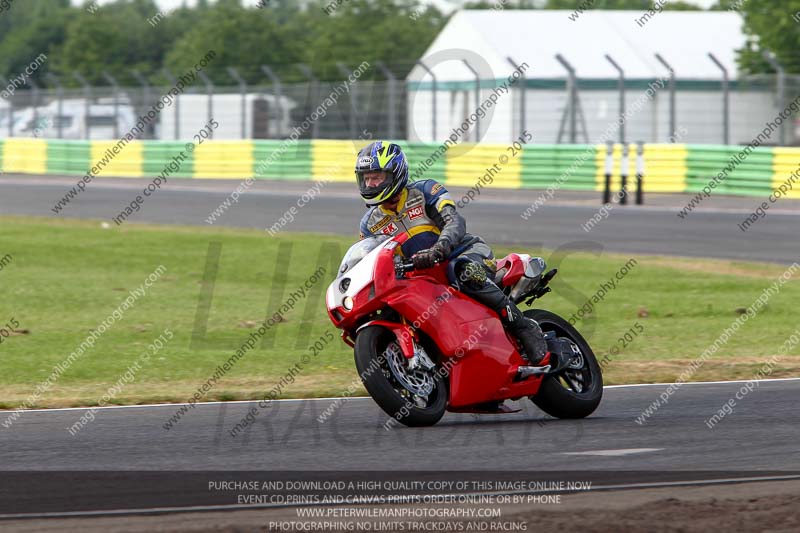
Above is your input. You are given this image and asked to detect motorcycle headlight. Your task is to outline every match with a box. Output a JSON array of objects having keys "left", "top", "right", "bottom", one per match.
[{"left": 343, "top": 296, "right": 354, "bottom": 311}]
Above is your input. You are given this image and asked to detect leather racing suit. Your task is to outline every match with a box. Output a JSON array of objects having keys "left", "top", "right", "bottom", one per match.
[{"left": 358, "top": 179, "right": 547, "bottom": 364}]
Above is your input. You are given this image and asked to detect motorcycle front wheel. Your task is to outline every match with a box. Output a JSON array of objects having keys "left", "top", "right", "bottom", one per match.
[{"left": 354, "top": 326, "right": 447, "bottom": 427}]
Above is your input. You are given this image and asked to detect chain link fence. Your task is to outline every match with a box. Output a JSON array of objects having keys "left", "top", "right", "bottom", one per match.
[{"left": 1, "top": 68, "right": 798, "bottom": 146}]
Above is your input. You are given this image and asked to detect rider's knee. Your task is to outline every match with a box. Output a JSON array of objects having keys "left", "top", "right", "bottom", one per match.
[{"left": 455, "top": 259, "right": 488, "bottom": 290}]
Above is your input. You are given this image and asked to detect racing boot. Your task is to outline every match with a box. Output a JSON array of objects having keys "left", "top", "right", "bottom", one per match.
[
  {"left": 499, "top": 301, "right": 550, "bottom": 366},
  {"left": 455, "top": 260, "right": 549, "bottom": 366}
]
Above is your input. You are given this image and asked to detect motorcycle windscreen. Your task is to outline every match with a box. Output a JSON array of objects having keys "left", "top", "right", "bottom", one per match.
[{"left": 337, "top": 235, "right": 388, "bottom": 276}]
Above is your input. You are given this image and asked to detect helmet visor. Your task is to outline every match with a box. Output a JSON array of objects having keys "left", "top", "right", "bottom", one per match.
[{"left": 357, "top": 170, "right": 391, "bottom": 198}]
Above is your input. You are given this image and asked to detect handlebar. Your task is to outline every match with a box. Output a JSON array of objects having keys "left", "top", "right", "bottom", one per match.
[
  {"left": 393, "top": 237, "right": 481, "bottom": 277},
  {"left": 394, "top": 257, "right": 447, "bottom": 276},
  {"left": 395, "top": 260, "right": 417, "bottom": 276}
]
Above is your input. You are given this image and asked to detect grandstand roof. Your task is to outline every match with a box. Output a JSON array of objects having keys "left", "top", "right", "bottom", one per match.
[{"left": 408, "top": 10, "right": 746, "bottom": 82}]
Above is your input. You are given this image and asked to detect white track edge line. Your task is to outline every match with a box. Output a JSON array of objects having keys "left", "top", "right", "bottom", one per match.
[{"left": 3, "top": 377, "right": 799, "bottom": 414}]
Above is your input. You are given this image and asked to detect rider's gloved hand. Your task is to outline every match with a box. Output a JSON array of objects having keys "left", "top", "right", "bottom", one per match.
[{"left": 411, "top": 239, "right": 451, "bottom": 270}]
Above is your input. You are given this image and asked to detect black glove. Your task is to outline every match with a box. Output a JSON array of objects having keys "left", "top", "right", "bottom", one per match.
[{"left": 411, "top": 239, "right": 451, "bottom": 270}]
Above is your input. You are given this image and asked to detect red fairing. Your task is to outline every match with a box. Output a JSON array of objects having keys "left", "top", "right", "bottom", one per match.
[
  {"left": 327, "top": 234, "right": 543, "bottom": 410},
  {"left": 358, "top": 319, "right": 416, "bottom": 358},
  {"left": 495, "top": 253, "right": 526, "bottom": 287}
]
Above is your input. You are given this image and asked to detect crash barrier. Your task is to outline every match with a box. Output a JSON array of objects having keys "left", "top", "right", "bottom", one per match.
[{"left": 0, "top": 138, "right": 797, "bottom": 198}]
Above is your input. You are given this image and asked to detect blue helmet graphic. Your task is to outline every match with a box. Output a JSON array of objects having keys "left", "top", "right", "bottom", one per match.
[{"left": 355, "top": 141, "right": 409, "bottom": 206}]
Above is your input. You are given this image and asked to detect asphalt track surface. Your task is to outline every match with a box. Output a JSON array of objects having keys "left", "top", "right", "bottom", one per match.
[
  {"left": 2, "top": 379, "right": 800, "bottom": 517},
  {"left": 2, "top": 175, "right": 800, "bottom": 523},
  {"left": 1, "top": 175, "right": 799, "bottom": 264},
  {"left": 5, "top": 379, "right": 800, "bottom": 471}
]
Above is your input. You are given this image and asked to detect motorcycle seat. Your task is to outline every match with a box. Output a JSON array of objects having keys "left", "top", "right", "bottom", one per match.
[{"left": 494, "top": 254, "right": 545, "bottom": 287}]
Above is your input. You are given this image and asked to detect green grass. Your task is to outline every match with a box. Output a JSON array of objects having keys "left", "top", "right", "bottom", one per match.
[{"left": 0, "top": 215, "right": 798, "bottom": 408}]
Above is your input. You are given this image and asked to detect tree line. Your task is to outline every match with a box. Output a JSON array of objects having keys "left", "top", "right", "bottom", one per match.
[{"left": 0, "top": 0, "right": 795, "bottom": 88}]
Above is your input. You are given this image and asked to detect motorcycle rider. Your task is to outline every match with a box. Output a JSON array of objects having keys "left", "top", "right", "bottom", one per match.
[{"left": 355, "top": 141, "right": 549, "bottom": 366}]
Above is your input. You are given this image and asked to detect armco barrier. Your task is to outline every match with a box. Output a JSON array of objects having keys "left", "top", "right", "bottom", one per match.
[
  {"left": 0, "top": 138, "right": 797, "bottom": 198},
  {"left": 445, "top": 142, "right": 522, "bottom": 189},
  {"left": 4, "top": 138, "right": 47, "bottom": 175},
  {"left": 525, "top": 144, "right": 597, "bottom": 190},
  {"left": 686, "top": 145, "right": 774, "bottom": 197},
  {"left": 47, "top": 140, "right": 89, "bottom": 175},
  {"left": 143, "top": 142, "right": 194, "bottom": 178},
  {"left": 772, "top": 147, "right": 800, "bottom": 199}
]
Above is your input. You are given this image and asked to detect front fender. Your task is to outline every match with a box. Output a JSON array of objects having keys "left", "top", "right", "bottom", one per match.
[{"left": 356, "top": 320, "right": 415, "bottom": 358}]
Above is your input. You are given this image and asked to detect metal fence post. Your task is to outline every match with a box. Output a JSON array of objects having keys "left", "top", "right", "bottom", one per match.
[
  {"left": 416, "top": 60, "right": 437, "bottom": 141},
  {"left": 605, "top": 54, "right": 625, "bottom": 144},
  {"left": 28, "top": 77, "right": 40, "bottom": 137},
  {"left": 336, "top": 62, "right": 358, "bottom": 139},
  {"left": 46, "top": 73, "right": 64, "bottom": 139},
  {"left": 260, "top": 65, "right": 283, "bottom": 139},
  {"left": 507, "top": 56, "right": 526, "bottom": 140},
  {"left": 102, "top": 72, "right": 120, "bottom": 138},
  {"left": 72, "top": 72, "right": 92, "bottom": 140},
  {"left": 161, "top": 68, "right": 180, "bottom": 140},
  {"left": 655, "top": 53, "right": 676, "bottom": 143},
  {"left": 555, "top": 54, "right": 577, "bottom": 143},
  {"left": 197, "top": 71, "right": 214, "bottom": 139},
  {"left": 461, "top": 59, "right": 480, "bottom": 142},
  {"left": 298, "top": 64, "right": 320, "bottom": 139},
  {"left": 227, "top": 67, "right": 247, "bottom": 139},
  {"left": 376, "top": 62, "right": 396, "bottom": 139},
  {"left": 762, "top": 50, "right": 786, "bottom": 146},
  {"left": 1, "top": 76, "right": 12, "bottom": 138},
  {"left": 707, "top": 53, "right": 729, "bottom": 145},
  {"left": 131, "top": 70, "right": 151, "bottom": 139}
]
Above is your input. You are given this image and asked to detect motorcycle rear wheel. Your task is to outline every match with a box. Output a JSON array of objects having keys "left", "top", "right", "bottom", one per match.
[
  {"left": 354, "top": 326, "right": 447, "bottom": 427},
  {"left": 525, "top": 309, "right": 603, "bottom": 419}
]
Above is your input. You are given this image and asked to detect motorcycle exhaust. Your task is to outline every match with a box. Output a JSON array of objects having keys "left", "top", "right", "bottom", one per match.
[{"left": 517, "top": 365, "right": 552, "bottom": 377}]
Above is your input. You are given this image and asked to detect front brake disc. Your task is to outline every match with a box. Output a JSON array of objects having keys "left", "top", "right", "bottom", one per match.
[{"left": 384, "top": 342, "right": 435, "bottom": 397}]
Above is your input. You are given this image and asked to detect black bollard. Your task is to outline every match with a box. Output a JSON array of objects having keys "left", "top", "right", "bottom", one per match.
[
  {"left": 603, "top": 140, "right": 613, "bottom": 204},
  {"left": 620, "top": 143, "right": 629, "bottom": 205},
  {"left": 635, "top": 141, "right": 645, "bottom": 205}
]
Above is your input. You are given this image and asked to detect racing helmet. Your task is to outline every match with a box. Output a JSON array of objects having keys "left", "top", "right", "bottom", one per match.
[{"left": 355, "top": 141, "right": 409, "bottom": 206}]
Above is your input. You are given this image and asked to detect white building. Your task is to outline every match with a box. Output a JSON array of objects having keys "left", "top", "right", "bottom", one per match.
[{"left": 406, "top": 10, "right": 790, "bottom": 145}]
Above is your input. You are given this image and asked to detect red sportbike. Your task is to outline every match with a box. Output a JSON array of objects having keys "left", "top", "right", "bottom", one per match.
[{"left": 325, "top": 233, "right": 602, "bottom": 427}]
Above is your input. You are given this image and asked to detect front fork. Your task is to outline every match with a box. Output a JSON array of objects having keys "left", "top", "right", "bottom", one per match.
[{"left": 355, "top": 319, "right": 436, "bottom": 371}]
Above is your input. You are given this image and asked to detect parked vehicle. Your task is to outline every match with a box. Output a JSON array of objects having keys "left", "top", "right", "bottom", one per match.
[{"left": 0, "top": 99, "right": 136, "bottom": 140}]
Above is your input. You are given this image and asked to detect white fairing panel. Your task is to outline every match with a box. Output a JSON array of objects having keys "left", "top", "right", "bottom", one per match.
[{"left": 326, "top": 242, "right": 387, "bottom": 311}]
